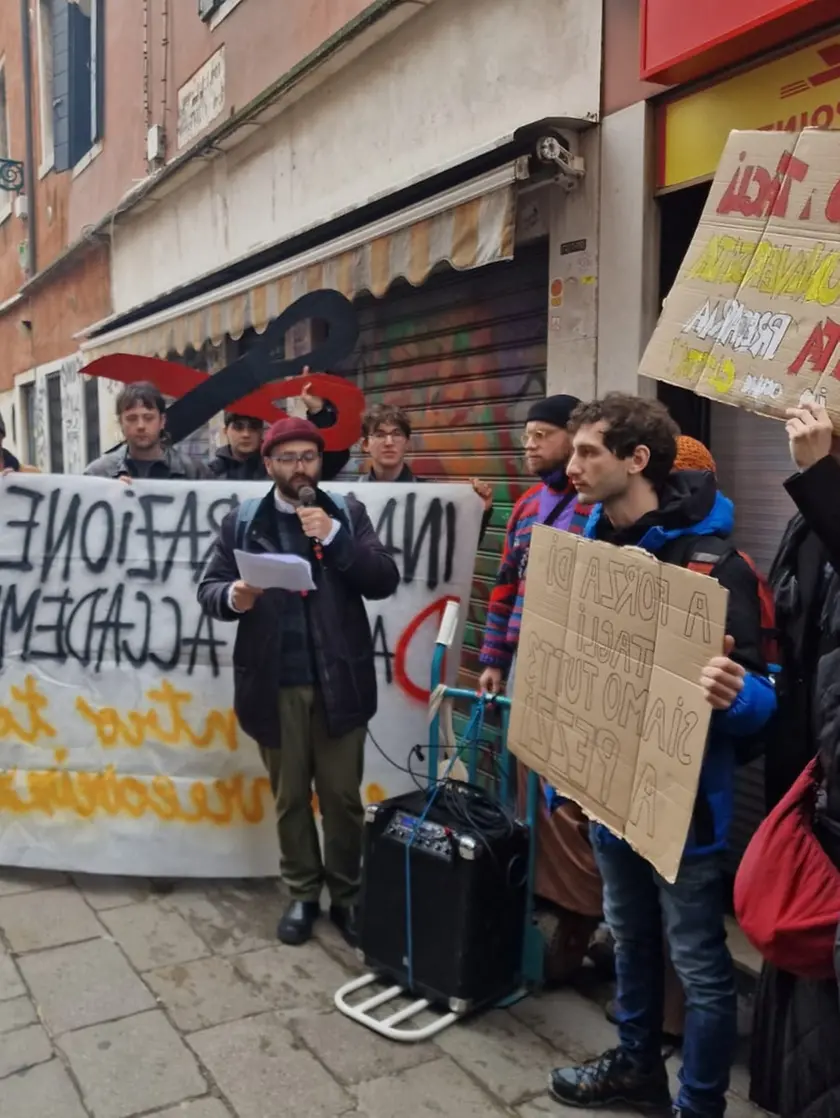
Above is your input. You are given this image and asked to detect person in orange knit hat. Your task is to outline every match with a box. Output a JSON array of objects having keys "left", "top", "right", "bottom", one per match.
[{"left": 674, "top": 435, "right": 717, "bottom": 474}]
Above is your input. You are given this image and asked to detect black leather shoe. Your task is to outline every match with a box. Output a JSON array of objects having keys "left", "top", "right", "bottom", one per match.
[
  {"left": 277, "top": 900, "right": 320, "bottom": 945},
  {"left": 329, "top": 904, "right": 358, "bottom": 947}
]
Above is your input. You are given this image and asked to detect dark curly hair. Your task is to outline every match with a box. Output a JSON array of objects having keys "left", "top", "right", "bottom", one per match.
[{"left": 567, "top": 393, "right": 679, "bottom": 487}]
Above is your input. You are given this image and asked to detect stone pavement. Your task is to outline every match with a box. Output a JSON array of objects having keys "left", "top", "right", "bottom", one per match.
[{"left": 0, "top": 868, "right": 766, "bottom": 1118}]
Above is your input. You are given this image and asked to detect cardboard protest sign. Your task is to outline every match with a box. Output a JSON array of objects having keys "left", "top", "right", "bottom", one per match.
[
  {"left": 507, "top": 527, "right": 728, "bottom": 882},
  {"left": 639, "top": 128, "right": 840, "bottom": 432},
  {"left": 0, "top": 475, "right": 482, "bottom": 877}
]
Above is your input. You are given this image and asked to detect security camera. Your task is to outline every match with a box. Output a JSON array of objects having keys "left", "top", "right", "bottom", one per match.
[{"left": 535, "top": 135, "right": 586, "bottom": 192}]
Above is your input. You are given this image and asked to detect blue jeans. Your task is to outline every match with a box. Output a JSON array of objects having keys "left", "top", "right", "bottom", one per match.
[{"left": 591, "top": 828, "right": 736, "bottom": 1118}]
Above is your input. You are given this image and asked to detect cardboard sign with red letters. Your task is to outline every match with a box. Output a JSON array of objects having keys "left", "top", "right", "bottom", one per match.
[{"left": 640, "top": 128, "right": 840, "bottom": 431}]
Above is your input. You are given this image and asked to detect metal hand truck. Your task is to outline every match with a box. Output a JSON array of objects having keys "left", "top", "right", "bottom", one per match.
[{"left": 334, "top": 600, "right": 545, "bottom": 1041}]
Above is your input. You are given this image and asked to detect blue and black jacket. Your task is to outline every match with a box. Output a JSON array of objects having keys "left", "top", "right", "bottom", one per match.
[{"left": 552, "top": 470, "right": 777, "bottom": 858}]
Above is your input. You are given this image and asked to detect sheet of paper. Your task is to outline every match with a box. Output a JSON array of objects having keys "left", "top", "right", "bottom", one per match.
[{"left": 234, "top": 549, "right": 316, "bottom": 592}]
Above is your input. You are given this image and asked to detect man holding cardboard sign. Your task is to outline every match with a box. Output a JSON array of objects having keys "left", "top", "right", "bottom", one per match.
[{"left": 508, "top": 394, "right": 776, "bottom": 1118}]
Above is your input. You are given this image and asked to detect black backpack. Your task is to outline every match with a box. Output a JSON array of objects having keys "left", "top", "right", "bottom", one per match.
[{"left": 673, "top": 535, "right": 779, "bottom": 766}]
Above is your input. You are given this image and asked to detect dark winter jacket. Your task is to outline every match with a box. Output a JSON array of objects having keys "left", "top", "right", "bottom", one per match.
[
  {"left": 208, "top": 446, "right": 268, "bottom": 483},
  {"left": 582, "top": 470, "right": 776, "bottom": 857},
  {"left": 208, "top": 402, "right": 350, "bottom": 483},
  {"left": 749, "top": 454, "right": 840, "bottom": 1118},
  {"left": 750, "top": 963, "right": 840, "bottom": 1118},
  {"left": 196, "top": 486, "right": 399, "bottom": 749},
  {"left": 1, "top": 448, "right": 20, "bottom": 471},
  {"left": 357, "top": 463, "right": 422, "bottom": 484},
  {"left": 768, "top": 454, "right": 840, "bottom": 856}
]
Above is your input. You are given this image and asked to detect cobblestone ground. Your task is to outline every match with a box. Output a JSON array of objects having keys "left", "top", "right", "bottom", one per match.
[{"left": 0, "top": 870, "right": 765, "bottom": 1118}]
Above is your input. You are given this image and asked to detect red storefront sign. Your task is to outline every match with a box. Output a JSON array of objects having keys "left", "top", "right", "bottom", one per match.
[{"left": 641, "top": 0, "right": 840, "bottom": 84}]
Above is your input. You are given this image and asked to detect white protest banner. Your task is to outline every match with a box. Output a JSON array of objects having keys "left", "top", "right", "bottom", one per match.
[
  {"left": 508, "top": 527, "right": 728, "bottom": 882},
  {"left": 0, "top": 476, "right": 483, "bottom": 877}
]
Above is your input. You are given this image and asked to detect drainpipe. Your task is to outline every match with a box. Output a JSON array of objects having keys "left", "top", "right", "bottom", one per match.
[{"left": 20, "top": 0, "right": 37, "bottom": 277}]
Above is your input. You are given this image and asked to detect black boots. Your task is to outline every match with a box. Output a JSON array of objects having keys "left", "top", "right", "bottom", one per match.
[
  {"left": 277, "top": 900, "right": 320, "bottom": 945},
  {"left": 329, "top": 905, "right": 358, "bottom": 947},
  {"left": 549, "top": 1048, "right": 671, "bottom": 1111},
  {"left": 277, "top": 900, "right": 358, "bottom": 947}
]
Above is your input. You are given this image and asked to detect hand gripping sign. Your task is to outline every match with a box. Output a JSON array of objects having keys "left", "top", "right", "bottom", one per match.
[{"left": 84, "top": 289, "right": 364, "bottom": 450}]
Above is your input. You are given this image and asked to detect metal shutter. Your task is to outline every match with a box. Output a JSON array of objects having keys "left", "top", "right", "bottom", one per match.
[
  {"left": 347, "top": 240, "right": 549, "bottom": 687},
  {"left": 710, "top": 402, "right": 794, "bottom": 870}
]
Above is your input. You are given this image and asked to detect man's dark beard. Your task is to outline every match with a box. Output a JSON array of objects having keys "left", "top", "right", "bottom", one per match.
[{"left": 277, "top": 472, "right": 319, "bottom": 503}]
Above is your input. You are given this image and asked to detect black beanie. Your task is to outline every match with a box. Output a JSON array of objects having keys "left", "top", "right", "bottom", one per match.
[{"left": 526, "top": 394, "right": 580, "bottom": 429}]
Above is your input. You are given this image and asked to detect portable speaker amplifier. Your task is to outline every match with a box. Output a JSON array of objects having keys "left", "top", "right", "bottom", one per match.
[{"left": 357, "top": 787, "right": 529, "bottom": 1013}]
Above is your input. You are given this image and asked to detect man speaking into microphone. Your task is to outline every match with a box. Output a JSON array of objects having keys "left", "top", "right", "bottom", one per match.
[{"left": 198, "top": 417, "right": 399, "bottom": 947}]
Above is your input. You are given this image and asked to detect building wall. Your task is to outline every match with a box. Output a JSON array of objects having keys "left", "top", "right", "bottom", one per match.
[
  {"left": 67, "top": 0, "right": 416, "bottom": 243},
  {"left": 3, "top": 1, "right": 414, "bottom": 391},
  {"left": 108, "top": 0, "right": 603, "bottom": 316},
  {"left": 0, "top": 2, "right": 116, "bottom": 393},
  {"left": 0, "top": 2, "right": 72, "bottom": 311},
  {"left": 596, "top": 0, "right": 667, "bottom": 396},
  {"left": 546, "top": 128, "right": 601, "bottom": 402},
  {"left": 0, "top": 241, "right": 110, "bottom": 472},
  {"left": 602, "top": 0, "right": 670, "bottom": 116},
  {"left": 0, "top": 0, "right": 28, "bottom": 309},
  {"left": 596, "top": 102, "right": 660, "bottom": 396},
  {"left": 0, "top": 242, "right": 110, "bottom": 391}
]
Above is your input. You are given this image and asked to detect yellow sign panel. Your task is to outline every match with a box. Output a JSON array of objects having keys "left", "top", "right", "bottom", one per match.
[{"left": 660, "top": 32, "right": 840, "bottom": 189}]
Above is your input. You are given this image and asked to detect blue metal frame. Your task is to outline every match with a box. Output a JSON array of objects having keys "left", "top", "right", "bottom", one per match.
[{"left": 428, "top": 646, "right": 544, "bottom": 994}]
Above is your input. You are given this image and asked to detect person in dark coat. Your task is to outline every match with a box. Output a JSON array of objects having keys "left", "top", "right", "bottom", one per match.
[
  {"left": 197, "top": 416, "right": 399, "bottom": 949},
  {"left": 0, "top": 414, "right": 19, "bottom": 471},
  {"left": 85, "top": 382, "right": 210, "bottom": 480},
  {"left": 749, "top": 401, "right": 840, "bottom": 1118},
  {"left": 208, "top": 413, "right": 267, "bottom": 482},
  {"left": 208, "top": 379, "right": 351, "bottom": 483}
]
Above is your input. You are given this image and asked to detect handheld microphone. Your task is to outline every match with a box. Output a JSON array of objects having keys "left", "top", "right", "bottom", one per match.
[{"left": 298, "top": 486, "right": 323, "bottom": 561}]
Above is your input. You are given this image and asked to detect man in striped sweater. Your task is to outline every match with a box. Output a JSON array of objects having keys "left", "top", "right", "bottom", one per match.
[
  {"left": 478, "top": 394, "right": 602, "bottom": 980},
  {"left": 479, "top": 394, "right": 590, "bottom": 692}
]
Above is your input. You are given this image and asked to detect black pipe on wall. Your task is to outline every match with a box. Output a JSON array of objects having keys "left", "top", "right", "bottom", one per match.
[{"left": 20, "top": 0, "right": 37, "bottom": 277}]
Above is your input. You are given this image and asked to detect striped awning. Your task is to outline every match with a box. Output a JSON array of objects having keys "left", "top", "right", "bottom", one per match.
[{"left": 82, "top": 172, "right": 517, "bottom": 362}]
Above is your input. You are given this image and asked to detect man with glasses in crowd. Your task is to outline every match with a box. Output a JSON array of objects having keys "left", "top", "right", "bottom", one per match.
[
  {"left": 358, "top": 402, "right": 494, "bottom": 538},
  {"left": 198, "top": 416, "right": 399, "bottom": 948},
  {"left": 478, "top": 394, "right": 602, "bottom": 982}
]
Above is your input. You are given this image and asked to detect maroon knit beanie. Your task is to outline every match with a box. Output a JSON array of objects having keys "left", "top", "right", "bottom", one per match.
[{"left": 261, "top": 417, "right": 325, "bottom": 457}]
